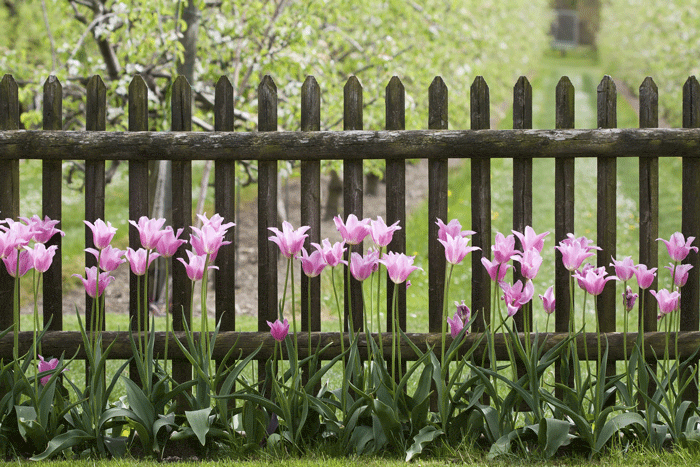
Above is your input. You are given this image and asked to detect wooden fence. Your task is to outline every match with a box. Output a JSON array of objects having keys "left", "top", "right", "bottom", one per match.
[{"left": 2, "top": 72, "right": 700, "bottom": 389}]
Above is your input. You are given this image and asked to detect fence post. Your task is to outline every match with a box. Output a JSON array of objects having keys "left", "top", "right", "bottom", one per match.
[
  {"left": 343, "top": 76, "right": 364, "bottom": 334},
  {"left": 471, "top": 76, "right": 491, "bottom": 333},
  {"left": 214, "top": 76, "right": 236, "bottom": 332},
  {"left": 0, "top": 75, "right": 19, "bottom": 331},
  {"left": 42, "top": 76, "right": 63, "bottom": 330},
  {"left": 428, "top": 77, "right": 448, "bottom": 335},
  {"left": 85, "top": 75, "right": 107, "bottom": 332},
  {"left": 681, "top": 76, "right": 700, "bottom": 403},
  {"left": 385, "top": 76, "right": 407, "bottom": 343}
]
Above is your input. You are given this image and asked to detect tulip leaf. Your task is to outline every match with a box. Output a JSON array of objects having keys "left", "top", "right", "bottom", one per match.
[
  {"left": 594, "top": 412, "right": 645, "bottom": 453},
  {"left": 186, "top": 407, "right": 213, "bottom": 446},
  {"left": 405, "top": 425, "right": 443, "bottom": 462},
  {"left": 539, "top": 417, "right": 573, "bottom": 458}
]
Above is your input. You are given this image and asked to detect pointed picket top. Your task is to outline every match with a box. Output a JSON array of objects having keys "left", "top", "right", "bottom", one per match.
[
  {"left": 43, "top": 75, "right": 62, "bottom": 130},
  {"left": 513, "top": 76, "right": 532, "bottom": 130},
  {"left": 386, "top": 76, "right": 405, "bottom": 131},
  {"left": 344, "top": 75, "right": 363, "bottom": 131},
  {"left": 172, "top": 75, "right": 192, "bottom": 131},
  {"left": 258, "top": 75, "right": 277, "bottom": 132},
  {"left": 429, "top": 76, "right": 448, "bottom": 130},
  {"left": 597, "top": 75, "right": 617, "bottom": 129},
  {"left": 215, "top": 75, "right": 234, "bottom": 132},
  {"left": 0, "top": 74, "right": 19, "bottom": 130},
  {"left": 86, "top": 75, "right": 106, "bottom": 131},
  {"left": 128, "top": 75, "right": 148, "bottom": 131},
  {"left": 301, "top": 75, "right": 320, "bottom": 132},
  {"left": 556, "top": 76, "right": 575, "bottom": 129},
  {"left": 639, "top": 77, "right": 658, "bottom": 128},
  {"left": 683, "top": 76, "right": 700, "bottom": 128},
  {"left": 470, "top": 76, "right": 490, "bottom": 130}
]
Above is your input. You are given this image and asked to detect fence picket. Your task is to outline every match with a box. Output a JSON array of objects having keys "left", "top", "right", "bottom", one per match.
[
  {"left": 471, "top": 76, "right": 491, "bottom": 332},
  {"left": 42, "top": 76, "right": 63, "bottom": 330},
  {"left": 214, "top": 76, "right": 236, "bottom": 331},
  {"left": 428, "top": 77, "right": 448, "bottom": 334},
  {"left": 0, "top": 74, "right": 19, "bottom": 331},
  {"left": 343, "top": 76, "right": 364, "bottom": 333}
]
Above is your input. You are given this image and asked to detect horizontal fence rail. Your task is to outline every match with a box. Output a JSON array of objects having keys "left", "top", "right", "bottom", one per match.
[{"left": 1, "top": 72, "right": 700, "bottom": 400}]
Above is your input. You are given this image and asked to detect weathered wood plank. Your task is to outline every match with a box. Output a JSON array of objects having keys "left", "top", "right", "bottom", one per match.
[
  {"left": 214, "top": 76, "right": 236, "bottom": 331},
  {"left": 428, "top": 77, "right": 448, "bottom": 334},
  {"left": 300, "top": 76, "right": 321, "bottom": 335},
  {"left": 343, "top": 76, "right": 364, "bottom": 334},
  {"left": 471, "top": 76, "right": 491, "bottom": 333},
  {"left": 0, "top": 75, "right": 19, "bottom": 331},
  {"left": 5, "top": 128, "right": 700, "bottom": 161},
  {"left": 385, "top": 76, "right": 407, "bottom": 334},
  {"left": 42, "top": 76, "right": 63, "bottom": 330}
]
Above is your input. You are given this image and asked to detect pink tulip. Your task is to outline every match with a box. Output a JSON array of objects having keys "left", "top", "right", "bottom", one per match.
[
  {"left": 2, "top": 250, "right": 33, "bottom": 277},
  {"left": 370, "top": 216, "right": 401, "bottom": 247},
  {"left": 555, "top": 236, "right": 597, "bottom": 271},
  {"left": 446, "top": 312, "right": 464, "bottom": 338},
  {"left": 438, "top": 233, "right": 480, "bottom": 265},
  {"left": 37, "top": 356, "right": 60, "bottom": 385},
  {"left": 0, "top": 219, "right": 35, "bottom": 253},
  {"left": 298, "top": 247, "right": 327, "bottom": 277},
  {"left": 129, "top": 216, "right": 166, "bottom": 250},
  {"left": 539, "top": 285, "right": 556, "bottom": 314},
  {"left": 0, "top": 231, "right": 13, "bottom": 259},
  {"left": 650, "top": 288, "right": 680, "bottom": 318},
  {"left": 610, "top": 256, "right": 636, "bottom": 282},
  {"left": 622, "top": 286, "right": 638, "bottom": 312},
  {"left": 86, "top": 245, "right": 125, "bottom": 272},
  {"left": 635, "top": 264, "right": 657, "bottom": 289},
  {"left": 20, "top": 215, "right": 64, "bottom": 244},
  {"left": 268, "top": 318, "right": 290, "bottom": 342},
  {"left": 481, "top": 257, "right": 511, "bottom": 282},
  {"left": 512, "top": 226, "right": 549, "bottom": 253},
  {"left": 492, "top": 232, "right": 517, "bottom": 264},
  {"left": 334, "top": 214, "right": 371, "bottom": 245},
  {"left": 455, "top": 300, "right": 471, "bottom": 323},
  {"left": 349, "top": 249, "right": 380, "bottom": 281},
  {"left": 197, "top": 213, "right": 235, "bottom": 233},
  {"left": 125, "top": 248, "right": 160, "bottom": 276},
  {"left": 312, "top": 239, "right": 347, "bottom": 267},
  {"left": 500, "top": 280, "right": 534, "bottom": 317},
  {"left": 379, "top": 252, "right": 422, "bottom": 284},
  {"left": 84, "top": 219, "right": 117, "bottom": 250},
  {"left": 177, "top": 250, "right": 218, "bottom": 281},
  {"left": 73, "top": 266, "right": 115, "bottom": 298},
  {"left": 573, "top": 267, "right": 618, "bottom": 296},
  {"left": 512, "top": 249, "right": 543, "bottom": 280},
  {"left": 435, "top": 218, "right": 475, "bottom": 242},
  {"left": 156, "top": 227, "right": 186, "bottom": 258},
  {"left": 268, "top": 221, "right": 310, "bottom": 259},
  {"left": 665, "top": 263, "right": 693, "bottom": 287},
  {"left": 576, "top": 263, "right": 600, "bottom": 290},
  {"left": 26, "top": 243, "right": 57, "bottom": 273},
  {"left": 657, "top": 232, "right": 698, "bottom": 262}
]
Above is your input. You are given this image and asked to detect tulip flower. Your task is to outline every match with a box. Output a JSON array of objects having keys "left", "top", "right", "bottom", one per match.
[
  {"left": 85, "top": 245, "right": 125, "bottom": 272},
  {"left": 500, "top": 280, "right": 534, "bottom": 317},
  {"left": 438, "top": 233, "right": 480, "bottom": 265},
  {"left": 20, "top": 215, "right": 64, "bottom": 244},
  {"left": 197, "top": 213, "right": 235, "bottom": 234},
  {"left": 297, "top": 247, "right": 327, "bottom": 277},
  {"left": 481, "top": 257, "right": 511, "bottom": 282},
  {"left": 84, "top": 219, "right": 117, "bottom": 250},
  {"left": 73, "top": 266, "right": 115, "bottom": 298},
  {"left": 370, "top": 216, "right": 401, "bottom": 247},
  {"left": 573, "top": 267, "right": 618, "bottom": 296},
  {"left": 446, "top": 312, "right": 464, "bottom": 338},
  {"left": 622, "top": 286, "right": 638, "bottom": 312},
  {"left": 26, "top": 243, "right": 57, "bottom": 273},
  {"left": 650, "top": 288, "right": 680, "bottom": 318},
  {"left": 334, "top": 214, "right": 371, "bottom": 245},
  {"left": 455, "top": 300, "right": 471, "bottom": 323},
  {"left": 312, "top": 239, "right": 347, "bottom": 267},
  {"left": 379, "top": 252, "right": 423, "bottom": 284},
  {"left": 349, "top": 249, "right": 380, "bottom": 281},
  {"left": 492, "top": 232, "right": 517, "bottom": 264},
  {"left": 539, "top": 285, "right": 556, "bottom": 314},
  {"left": 2, "top": 250, "right": 33, "bottom": 277},
  {"left": 37, "top": 356, "right": 60, "bottom": 385},
  {"left": 129, "top": 216, "right": 166, "bottom": 250},
  {"left": 657, "top": 232, "right": 698, "bottom": 262},
  {"left": 125, "top": 248, "right": 160, "bottom": 276},
  {"left": 268, "top": 318, "right": 290, "bottom": 342},
  {"left": 268, "top": 221, "right": 310, "bottom": 259},
  {"left": 0, "top": 219, "right": 35, "bottom": 252},
  {"left": 512, "top": 226, "right": 549, "bottom": 253},
  {"left": 435, "top": 218, "right": 475, "bottom": 242},
  {"left": 555, "top": 237, "right": 597, "bottom": 271},
  {"left": 156, "top": 226, "right": 187, "bottom": 258},
  {"left": 635, "top": 264, "right": 657, "bottom": 289},
  {"left": 512, "top": 249, "right": 543, "bottom": 280},
  {"left": 610, "top": 256, "right": 636, "bottom": 282},
  {"left": 177, "top": 250, "right": 218, "bottom": 281},
  {"left": 665, "top": 262, "right": 693, "bottom": 288}
]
